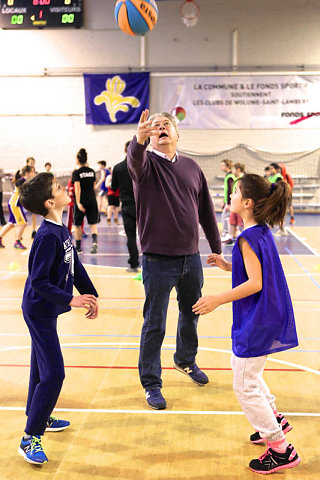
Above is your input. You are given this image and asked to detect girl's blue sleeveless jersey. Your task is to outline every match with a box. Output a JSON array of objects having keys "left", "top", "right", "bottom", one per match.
[{"left": 232, "top": 224, "right": 298, "bottom": 358}]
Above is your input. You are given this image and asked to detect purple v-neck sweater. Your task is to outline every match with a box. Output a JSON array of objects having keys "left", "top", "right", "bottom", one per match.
[{"left": 127, "top": 136, "right": 221, "bottom": 256}]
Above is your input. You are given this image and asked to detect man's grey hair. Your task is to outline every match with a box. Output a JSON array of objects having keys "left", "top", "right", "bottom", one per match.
[{"left": 149, "top": 112, "right": 178, "bottom": 132}]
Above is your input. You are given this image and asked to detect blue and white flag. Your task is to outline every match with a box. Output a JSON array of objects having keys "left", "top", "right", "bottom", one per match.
[{"left": 84, "top": 72, "right": 149, "bottom": 125}]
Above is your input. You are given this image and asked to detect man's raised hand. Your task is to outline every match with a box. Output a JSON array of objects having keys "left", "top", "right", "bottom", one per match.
[{"left": 137, "top": 109, "right": 158, "bottom": 145}]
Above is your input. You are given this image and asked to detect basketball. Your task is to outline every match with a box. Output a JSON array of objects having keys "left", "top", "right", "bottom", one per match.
[{"left": 115, "top": 0, "right": 158, "bottom": 36}]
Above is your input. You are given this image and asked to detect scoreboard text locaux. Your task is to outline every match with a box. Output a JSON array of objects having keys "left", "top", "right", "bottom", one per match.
[{"left": 0, "top": 0, "right": 82, "bottom": 28}]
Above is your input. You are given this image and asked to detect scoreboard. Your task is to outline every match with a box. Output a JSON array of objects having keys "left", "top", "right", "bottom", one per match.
[{"left": 0, "top": 0, "right": 82, "bottom": 29}]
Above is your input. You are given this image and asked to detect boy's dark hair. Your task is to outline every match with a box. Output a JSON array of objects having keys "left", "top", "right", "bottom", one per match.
[
  {"left": 270, "top": 162, "right": 280, "bottom": 170},
  {"left": 77, "top": 148, "right": 87, "bottom": 165},
  {"left": 19, "top": 173, "right": 54, "bottom": 217},
  {"left": 238, "top": 174, "right": 291, "bottom": 228},
  {"left": 44, "top": 162, "right": 52, "bottom": 167},
  {"left": 21, "top": 165, "right": 34, "bottom": 176},
  {"left": 13, "top": 165, "right": 34, "bottom": 184},
  {"left": 98, "top": 160, "right": 106, "bottom": 167}
]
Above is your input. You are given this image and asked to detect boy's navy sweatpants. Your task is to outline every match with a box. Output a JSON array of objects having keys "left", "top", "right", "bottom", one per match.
[{"left": 23, "top": 311, "right": 65, "bottom": 436}]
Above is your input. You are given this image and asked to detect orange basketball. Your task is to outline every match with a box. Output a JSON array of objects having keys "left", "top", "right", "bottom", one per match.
[{"left": 115, "top": 0, "right": 158, "bottom": 36}]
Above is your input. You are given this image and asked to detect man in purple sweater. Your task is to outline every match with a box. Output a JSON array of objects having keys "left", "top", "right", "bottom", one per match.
[{"left": 127, "top": 109, "right": 221, "bottom": 409}]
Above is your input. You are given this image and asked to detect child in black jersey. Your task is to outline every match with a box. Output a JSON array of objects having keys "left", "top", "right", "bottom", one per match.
[{"left": 18, "top": 173, "right": 98, "bottom": 465}]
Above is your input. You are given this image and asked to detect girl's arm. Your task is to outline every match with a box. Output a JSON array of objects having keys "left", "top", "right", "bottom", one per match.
[
  {"left": 95, "top": 169, "right": 105, "bottom": 190},
  {"left": 207, "top": 253, "right": 232, "bottom": 271},
  {"left": 192, "top": 238, "right": 262, "bottom": 315},
  {"left": 74, "top": 181, "right": 85, "bottom": 212}
]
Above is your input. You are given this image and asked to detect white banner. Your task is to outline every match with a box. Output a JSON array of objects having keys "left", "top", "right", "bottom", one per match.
[{"left": 160, "top": 75, "right": 320, "bottom": 129}]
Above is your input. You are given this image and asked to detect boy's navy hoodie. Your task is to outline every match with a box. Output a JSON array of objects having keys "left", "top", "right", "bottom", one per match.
[{"left": 22, "top": 219, "right": 98, "bottom": 317}]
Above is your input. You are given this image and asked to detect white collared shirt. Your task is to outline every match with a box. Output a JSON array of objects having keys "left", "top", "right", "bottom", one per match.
[
  {"left": 152, "top": 148, "right": 177, "bottom": 163},
  {"left": 45, "top": 218, "right": 63, "bottom": 226}
]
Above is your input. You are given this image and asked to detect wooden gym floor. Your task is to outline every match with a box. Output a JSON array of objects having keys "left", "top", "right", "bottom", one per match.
[{"left": 0, "top": 215, "right": 319, "bottom": 479}]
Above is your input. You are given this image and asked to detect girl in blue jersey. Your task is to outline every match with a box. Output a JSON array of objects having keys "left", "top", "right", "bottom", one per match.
[{"left": 193, "top": 173, "right": 300, "bottom": 475}]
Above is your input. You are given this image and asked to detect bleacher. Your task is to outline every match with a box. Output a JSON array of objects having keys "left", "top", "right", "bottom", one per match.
[
  {"left": 1, "top": 164, "right": 319, "bottom": 213},
  {"left": 210, "top": 175, "right": 320, "bottom": 212},
  {"left": 177, "top": 144, "right": 320, "bottom": 213}
]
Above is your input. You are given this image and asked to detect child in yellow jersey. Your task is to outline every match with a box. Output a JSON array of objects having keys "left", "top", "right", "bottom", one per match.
[{"left": 0, "top": 165, "right": 35, "bottom": 249}]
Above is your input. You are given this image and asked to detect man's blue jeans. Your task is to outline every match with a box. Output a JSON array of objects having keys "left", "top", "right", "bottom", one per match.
[{"left": 139, "top": 252, "right": 203, "bottom": 390}]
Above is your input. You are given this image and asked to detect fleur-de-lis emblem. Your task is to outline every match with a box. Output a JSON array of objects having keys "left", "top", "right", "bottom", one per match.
[{"left": 94, "top": 76, "right": 140, "bottom": 123}]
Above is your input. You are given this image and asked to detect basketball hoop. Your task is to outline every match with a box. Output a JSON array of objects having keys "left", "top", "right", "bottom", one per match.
[{"left": 180, "top": 0, "right": 200, "bottom": 27}]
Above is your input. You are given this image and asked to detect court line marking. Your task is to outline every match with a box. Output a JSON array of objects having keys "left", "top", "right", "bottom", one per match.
[
  {"left": 0, "top": 406, "right": 319, "bottom": 416},
  {"left": 285, "top": 247, "right": 320, "bottom": 290},
  {"left": 286, "top": 227, "right": 319, "bottom": 255},
  {"left": 0, "top": 343, "right": 319, "bottom": 376}
]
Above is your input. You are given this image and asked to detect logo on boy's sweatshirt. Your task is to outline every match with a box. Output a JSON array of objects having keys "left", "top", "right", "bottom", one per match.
[{"left": 63, "top": 238, "right": 74, "bottom": 278}]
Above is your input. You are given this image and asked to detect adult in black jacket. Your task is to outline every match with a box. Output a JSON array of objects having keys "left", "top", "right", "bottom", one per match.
[{"left": 112, "top": 141, "right": 140, "bottom": 272}]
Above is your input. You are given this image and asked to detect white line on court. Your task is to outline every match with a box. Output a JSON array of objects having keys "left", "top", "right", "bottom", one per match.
[
  {"left": 0, "top": 406, "right": 319, "bottom": 416},
  {"left": 286, "top": 227, "right": 319, "bottom": 255}
]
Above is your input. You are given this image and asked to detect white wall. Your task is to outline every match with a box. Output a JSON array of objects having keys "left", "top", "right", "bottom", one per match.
[{"left": 0, "top": 0, "right": 320, "bottom": 171}]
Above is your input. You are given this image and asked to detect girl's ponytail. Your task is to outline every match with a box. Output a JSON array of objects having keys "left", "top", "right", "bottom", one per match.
[
  {"left": 255, "top": 181, "right": 291, "bottom": 228},
  {"left": 13, "top": 169, "right": 21, "bottom": 185},
  {"left": 239, "top": 174, "right": 291, "bottom": 228}
]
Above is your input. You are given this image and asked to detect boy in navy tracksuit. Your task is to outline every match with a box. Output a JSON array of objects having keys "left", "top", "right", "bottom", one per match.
[{"left": 18, "top": 173, "right": 98, "bottom": 465}]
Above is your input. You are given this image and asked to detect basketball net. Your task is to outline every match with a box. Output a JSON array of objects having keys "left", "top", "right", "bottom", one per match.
[{"left": 180, "top": 0, "right": 200, "bottom": 27}]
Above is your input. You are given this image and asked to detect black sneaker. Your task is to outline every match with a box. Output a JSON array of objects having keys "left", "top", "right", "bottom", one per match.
[
  {"left": 174, "top": 363, "right": 209, "bottom": 385},
  {"left": 145, "top": 389, "right": 167, "bottom": 410},
  {"left": 75, "top": 247, "right": 83, "bottom": 254},
  {"left": 126, "top": 267, "right": 139, "bottom": 273},
  {"left": 249, "top": 444, "right": 301, "bottom": 474},
  {"left": 250, "top": 414, "right": 292, "bottom": 444},
  {"left": 90, "top": 243, "right": 98, "bottom": 254},
  {"left": 31, "top": 230, "right": 37, "bottom": 239}
]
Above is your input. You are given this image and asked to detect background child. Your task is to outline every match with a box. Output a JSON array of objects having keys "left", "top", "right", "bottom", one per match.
[
  {"left": 66, "top": 170, "right": 86, "bottom": 238},
  {"left": 44, "top": 162, "right": 52, "bottom": 173},
  {"left": 192, "top": 173, "right": 300, "bottom": 475},
  {"left": 220, "top": 159, "right": 236, "bottom": 243},
  {"left": 0, "top": 168, "right": 7, "bottom": 226},
  {"left": 105, "top": 167, "right": 120, "bottom": 225},
  {"left": 0, "top": 165, "right": 35, "bottom": 249},
  {"left": 95, "top": 160, "right": 110, "bottom": 214},
  {"left": 229, "top": 162, "right": 245, "bottom": 243},
  {"left": 278, "top": 163, "right": 295, "bottom": 225},
  {"left": 72, "top": 148, "right": 99, "bottom": 254},
  {"left": 18, "top": 172, "right": 98, "bottom": 465},
  {"left": 26, "top": 157, "right": 38, "bottom": 239}
]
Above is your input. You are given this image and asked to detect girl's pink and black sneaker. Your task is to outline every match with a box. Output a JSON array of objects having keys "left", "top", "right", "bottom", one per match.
[
  {"left": 250, "top": 414, "right": 292, "bottom": 444},
  {"left": 249, "top": 444, "right": 301, "bottom": 474}
]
